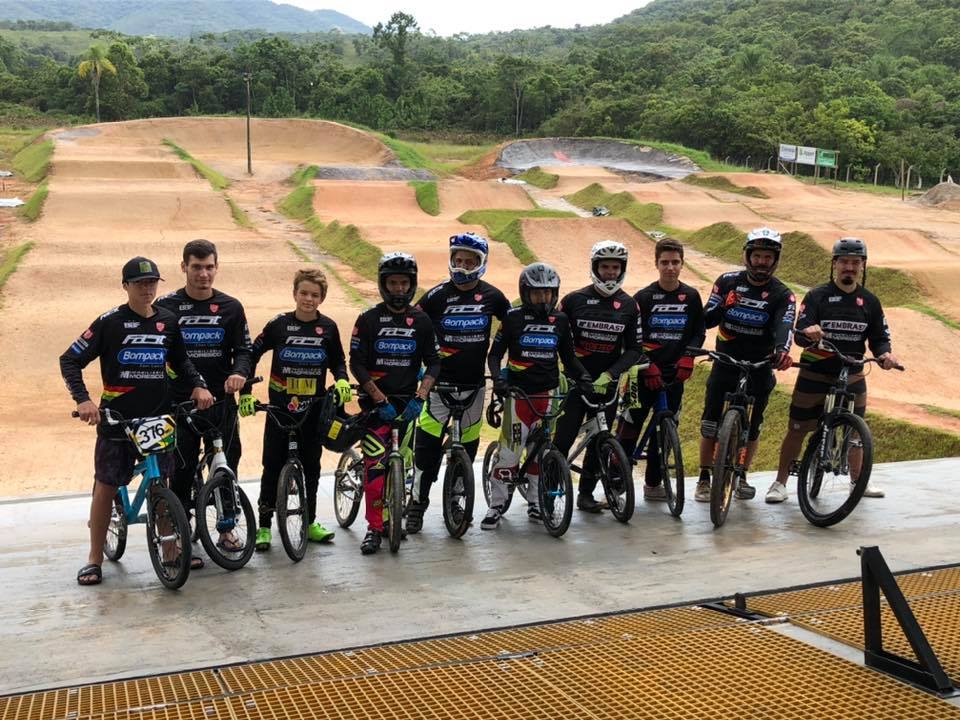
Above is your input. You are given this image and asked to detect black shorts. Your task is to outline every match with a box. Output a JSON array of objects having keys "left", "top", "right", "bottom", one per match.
[
  {"left": 789, "top": 368, "right": 866, "bottom": 431},
  {"left": 94, "top": 435, "right": 174, "bottom": 488},
  {"left": 701, "top": 364, "right": 776, "bottom": 442}
]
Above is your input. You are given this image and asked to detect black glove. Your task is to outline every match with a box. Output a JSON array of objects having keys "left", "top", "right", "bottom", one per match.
[
  {"left": 577, "top": 374, "right": 594, "bottom": 397},
  {"left": 493, "top": 373, "right": 509, "bottom": 397}
]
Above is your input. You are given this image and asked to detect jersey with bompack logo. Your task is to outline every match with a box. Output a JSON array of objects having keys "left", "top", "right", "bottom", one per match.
[
  {"left": 634, "top": 281, "right": 706, "bottom": 377},
  {"left": 795, "top": 282, "right": 891, "bottom": 375},
  {"left": 704, "top": 271, "right": 795, "bottom": 361},
  {"left": 557, "top": 285, "right": 642, "bottom": 379},
  {"left": 417, "top": 280, "right": 510, "bottom": 386},
  {"left": 350, "top": 303, "right": 441, "bottom": 404},
  {"left": 59, "top": 304, "right": 207, "bottom": 437},
  {"left": 488, "top": 307, "right": 588, "bottom": 393},
  {"left": 248, "top": 311, "right": 347, "bottom": 415},
  {"left": 155, "top": 288, "right": 252, "bottom": 399}
]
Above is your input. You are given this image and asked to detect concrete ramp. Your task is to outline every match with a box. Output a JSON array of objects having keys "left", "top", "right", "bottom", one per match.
[{"left": 496, "top": 138, "right": 700, "bottom": 179}]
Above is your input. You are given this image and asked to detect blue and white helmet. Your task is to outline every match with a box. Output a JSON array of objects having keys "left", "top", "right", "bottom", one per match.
[{"left": 448, "top": 233, "right": 488, "bottom": 285}]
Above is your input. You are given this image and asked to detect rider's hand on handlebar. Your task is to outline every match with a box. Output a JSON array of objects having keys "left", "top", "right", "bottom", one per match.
[
  {"left": 802, "top": 325, "right": 824, "bottom": 343},
  {"left": 224, "top": 373, "right": 246, "bottom": 395},
  {"left": 642, "top": 363, "right": 664, "bottom": 391},
  {"left": 238, "top": 394, "right": 256, "bottom": 417},
  {"left": 773, "top": 351, "right": 793, "bottom": 371},
  {"left": 675, "top": 356, "right": 695, "bottom": 382},
  {"left": 401, "top": 397, "right": 423, "bottom": 422},
  {"left": 76, "top": 399, "right": 99, "bottom": 425},
  {"left": 878, "top": 352, "right": 900, "bottom": 371},
  {"left": 191, "top": 386, "right": 215, "bottom": 410},
  {"left": 493, "top": 369, "right": 509, "bottom": 397},
  {"left": 592, "top": 371, "right": 614, "bottom": 394},
  {"left": 378, "top": 402, "right": 398, "bottom": 422},
  {"left": 577, "top": 374, "right": 594, "bottom": 397},
  {"left": 335, "top": 378, "right": 352, "bottom": 405}
]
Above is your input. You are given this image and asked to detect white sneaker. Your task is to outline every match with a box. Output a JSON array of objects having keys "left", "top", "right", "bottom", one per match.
[
  {"left": 480, "top": 507, "right": 502, "bottom": 530},
  {"left": 694, "top": 480, "right": 711, "bottom": 503},
  {"left": 643, "top": 484, "right": 667, "bottom": 501},
  {"left": 765, "top": 481, "right": 788, "bottom": 504},
  {"left": 856, "top": 482, "right": 885, "bottom": 498}
]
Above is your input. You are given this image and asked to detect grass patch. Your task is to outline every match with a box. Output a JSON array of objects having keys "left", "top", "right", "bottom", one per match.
[
  {"left": 409, "top": 180, "right": 440, "bottom": 216},
  {"left": 566, "top": 183, "right": 663, "bottom": 229},
  {"left": 458, "top": 208, "right": 576, "bottom": 264},
  {"left": 0, "top": 128, "right": 44, "bottom": 165},
  {"left": 288, "top": 164, "right": 319, "bottom": 186},
  {"left": 867, "top": 266, "right": 922, "bottom": 307},
  {"left": 905, "top": 303, "right": 960, "bottom": 331},
  {"left": 402, "top": 140, "right": 496, "bottom": 175},
  {"left": 378, "top": 135, "right": 432, "bottom": 171},
  {"left": 224, "top": 194, "right": 251, "bottom": 228},
  {"left": 920, "top": 405, "right": 960, "bottom": 421},
  {"left": 617, "top": 138, "right": 745, "bottom": 173},
  {"left": 162, "top": 139, "right": 230, "bottom": 190},
  {"left": 516, "top": 166, "right": 559, "bottom": 189},
  {"left": 0, "top": 241, "right": 34, "bottom": 293},
  {"left": 286, "top": 240, "right": 311, "bottom": 262},
  {"left": 18, "top": 181, "right": 48, "bottom": 221},
  {"left": 682, "top": 174, "right": 768, "bottom": 198},
  {"left": 304, "top": 217, "right": 381, "bottom": 282},
  {"left": 322, "top": 261, "right": 370, "bottom": 309},
  {"left": 795, "top": 175, "right": 922, "bottom": 199},
  {"left": 12, "top": 138, "right": 53, "bottom": 182},
  {"left": 277, "top": 185, "right": 316, "bottom": 221}
]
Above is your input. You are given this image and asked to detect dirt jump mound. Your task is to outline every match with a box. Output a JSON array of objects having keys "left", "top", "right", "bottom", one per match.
[
  {"left": 917, "top": 181, "right": 960, "bottom": 209},
  {"left": 496, "top": 138, "right": 700, "bottom": 180}
]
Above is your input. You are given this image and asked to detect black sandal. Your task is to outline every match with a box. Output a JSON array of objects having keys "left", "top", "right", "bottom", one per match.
[{"left": 77, "top": 563, "right": 102, "bottom": 586}]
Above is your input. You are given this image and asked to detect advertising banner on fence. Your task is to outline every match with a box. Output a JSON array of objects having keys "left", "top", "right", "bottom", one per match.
[
  {"left": 797, "top": 146, "right": 818, "bottom": 165},
  {"left": 779, "top": 143, "right": 797, "bottom": 162},
  {"left": 817, "top": 149, "right": 838, "bottom": 168}
]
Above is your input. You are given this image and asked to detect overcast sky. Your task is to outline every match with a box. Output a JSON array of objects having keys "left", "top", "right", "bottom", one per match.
[{"left": 275, "top": 0, "right": 653, "bottom": 36}]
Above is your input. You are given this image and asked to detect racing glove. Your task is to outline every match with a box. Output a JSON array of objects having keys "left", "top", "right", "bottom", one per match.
[
  {"left": 642, "top": 363, "right": 664, "bottom": 391},
  {"left": 722, "top": 290, "right": 740, "bottom": 309},
  {"left": 401, "top": 397, "right": 423, "bottom": 422},
  {"left": 378, "top": 402, "right": 398, "bottom": 423},
  {"left": 238, "top": 394, "right": 256, "bottom": 418},
  {"left": 335, "top": 379, "right": 352, "bottom": 406},
  {"left": 774, "top": 351, "right": 793, "bottom": 371},
  {"left": 577, "top": 374, "right": 594, "bottom": 397},
  {"left": 493, "top": 368, "right": 509, "bottom": 397},
  {"left": 675, "top": 356, "right": 695, "bottom": 383},
  {"left": 592, "top": 371, "right": 614, "bottom": 394}
]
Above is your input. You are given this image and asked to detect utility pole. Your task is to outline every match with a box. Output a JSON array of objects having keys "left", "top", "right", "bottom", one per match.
[{"left": 243, "top": 71, "right": 253, "bottom": 175}]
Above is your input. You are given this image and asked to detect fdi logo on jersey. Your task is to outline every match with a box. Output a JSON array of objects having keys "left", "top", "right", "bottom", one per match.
[
  {"left": 181, "top": 328, "right": 225, "bottom": 344},
  {"left": 117, "top": 348, "right": 167, "bottom": 365},
  {"left": 441, "top": 315, "right": 489, "bottom": 331},
  {"left": 726, "top": 307, "right": 769, "bottom": 326},
  {"left": 278, "top": 346, "right": 328, "bottom": 364},
  {"left": 375, "top": 339, "right": 417, "bottom": 355},
  {"left": 519, "top": 333, "right": 559, "bottom": 349}
]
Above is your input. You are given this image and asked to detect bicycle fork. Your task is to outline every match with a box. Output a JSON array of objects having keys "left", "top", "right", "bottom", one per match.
[{"left": 209, "top": 437, "right": 239, "bottom": 533}]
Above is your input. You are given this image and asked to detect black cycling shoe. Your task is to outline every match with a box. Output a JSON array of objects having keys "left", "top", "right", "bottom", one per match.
[
  {"left": 576, "top": 494, "right": 603, "bottom": 513},
  {"left": 405, "top": 502, "right": 427, "bottom": 534},
  {"left": 360, "top": 530, "right": 382, "bottom": 555}
]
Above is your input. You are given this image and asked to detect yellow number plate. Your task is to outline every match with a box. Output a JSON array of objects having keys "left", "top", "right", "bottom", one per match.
[{"left": 287, "top": 377, "right": 317, "bottom": 396}]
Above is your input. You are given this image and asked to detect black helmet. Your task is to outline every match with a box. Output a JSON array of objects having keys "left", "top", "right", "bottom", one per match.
[
  {"left": 378, "top": 252, "right": 417, "bottom": 310},
  {"left": 316, "top": 393, "right": 367, "bottom": 452},
  {"left": 519, "top": 262, "right": 560, "bottom": 317},
  {"left": 743, "top": 227, "right": 782, "bottom": 281},
  {"left": 832, "top": 237, "right": 867, "bottom": 259}
]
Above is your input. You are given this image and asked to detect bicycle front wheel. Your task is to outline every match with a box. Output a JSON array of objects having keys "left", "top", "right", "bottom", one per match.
[
  {"left": 387, "top": 457, "right": 405, "bottom": 553},
  {"left": 597, "top": 434, "right": 634, "bottom": 523},
  {"left": 658, "top": 418, "right": 685, "bottom": 518},
  {"left": 146, "top": 485, "right": 191, "bottom": 590},
  {"left": 442, "top": 447, "right": 474, "bottom": 538},
  {"left": 711, "top": 411, "right": 742, "bottom": 528},
  {"left": 104, "top": 492, "right": 128, "bottom": 561},
  {"left": 797, "top": 413, "right": 873, "bottom": 527},
  {"left": 333, "top": 448, "right": 364, "bottom": 528},
  {"left": 197, "top": 470, "right": 256, "bottom": 571},
  {"left": 538, "top": 448, "right": 573, "bottom": 537},
  {"left": 277, "top": 463, "right": 308, "bottom": 562}
]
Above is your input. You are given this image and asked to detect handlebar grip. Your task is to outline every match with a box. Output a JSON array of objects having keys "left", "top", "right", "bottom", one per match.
[
  {"left": 71, "top": 411, "right": 80, "bottom": 418},
  {"left": 248, "top": 376, "right": 264, "bottom": 385}
]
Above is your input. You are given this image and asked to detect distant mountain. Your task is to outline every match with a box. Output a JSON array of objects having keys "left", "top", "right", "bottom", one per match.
[{"left": 0, "top": 0, "right": 371, "bottom": 37}]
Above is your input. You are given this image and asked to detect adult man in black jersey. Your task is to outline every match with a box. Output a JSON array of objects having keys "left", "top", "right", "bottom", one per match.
[
  {"left": 552, "top": 241, "right": 643, "bottom": 513},
  {"left": 616, "top": 238, "right": 705, "bottom": 500},
  {"left": 240, "top": 268, "right": 349, "bottom": 550},
  {"left": 350, "top": 253, "right": 441, "bottom": 555},
  {"left": 408, "top": 233, "right": 510, "bottom": 533},
  {"left": 61, "top": 257, "right": 213, "bottom": 586},
  {"left": 766, "top": 237, "right": 898, "bottom": 503},
  {"left": 155, "top": 240, "right": 252, "bottom": 563},
  {"left": 696, "top": 227, "right": 796, "bottom": 503}
]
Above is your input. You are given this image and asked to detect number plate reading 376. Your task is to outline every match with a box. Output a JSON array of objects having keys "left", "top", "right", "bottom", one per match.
[{"left": 129, "top": 415, "right": 176, "bottom": 453}]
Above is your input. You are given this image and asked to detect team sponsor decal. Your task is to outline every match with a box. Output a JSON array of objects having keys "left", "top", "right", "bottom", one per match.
[
  {"left": 613, "top": 300, "right": 621, "bottom": 309},
  {"left": 378, "top": 327, "right": 416, "bottom": 338},
  {"left": 678, "top": 294, "right": 686, "bottom": 301},
  {"left": 761, "top": 291, "right": 769, "bottom": 299},
  {"left": 352, "top": 325, "right": 360, "bottom": 336},
  {"left": 822, "top": 319, "right": 868, "bottom": 333},
  {"left": 519, "top": 333, "right": 559, "bottom": 349},
  {"left": 375, "top": 338, "right": 416, "bottom": 355},
  {"left": 548, "top": 316, "right": 556, "bottom": 322},
  {"left": 406, "top": 317, "right": 414, "bottom": 327},
  {"left": 441, "top": 315, "right": 489, "bottom": 331},
  {"left": 474, "top": 293, "right": 483, "bottom": 301},
  {"left": 182, "top": 328, "right": 225, "bottom": 344},
  {"left": 287, "top": 325, "right": 302, "bottom": 331},
  {"left": 650, "top": 314, "right": 689, "bottom": 329},
  {"left": 209, "top": 304, "right": 219, "bottom": 313},
  {"left": 101, "top": 385, "right": 135, "bottom": 401},
  {"left": 726, "top": 307, "right": 769, "bottom": 326},
  {"left": 82, "top": 328, "right": 94, "bottom": 340},
  {"left": 278, "top": 346, "right": 328, "bottom": 364},
  {"left": 576, "top": 319, "right": 625, "bottom": 333},
  {"left": 122, "top": 334, "right": 166, "bottom": 345},
  {"left": 124, "top": 321, "right": 140, "bottom": 329},
  {"left": 155, "top": 322, "right": 165, "bottom": 332},
  {"left": 180, "top": 315, "right": 222, "bottom": 326},
  {"left": 117, "top": 347, "right": 167, "bottom": 365},
  {"left": 856, "top": 297, "right": 864, "bottom": 306},
  {"left": 315, "top": 326, "right": 324, "bottom": 335},
  {"left": 178, "top": 304, "right": 194, "bottom": 311},
  {"left": 652, "top": 303, "right": 687, "bottom": 313},
  {"left": 738, "top": 297, "right": 768, "bottom": 309}
]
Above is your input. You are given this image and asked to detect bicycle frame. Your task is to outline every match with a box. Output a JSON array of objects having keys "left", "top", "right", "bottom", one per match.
[
  {"left": 567, "top": 391, "right": 617, "bottom": 473},
  {"left": 115, "top": 454, "right": 164, "bottom": 525}
]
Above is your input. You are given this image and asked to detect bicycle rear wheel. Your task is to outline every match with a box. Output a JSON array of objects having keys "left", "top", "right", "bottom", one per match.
[
  {"left": 387, "top": 457, "right": 405, "bottom": 553},
  {"left": 333, "top": 448, "right": 364, "bottom": 528},
  {"left": 104, "top": 492, "right": 128, "bottom": 561},
  {"left": 481, "top": 441, "right": 514, "bottom": 513},
  {"left": 597, "top": 434, "right": 634, "bottom": 523},
  {"left": 197, "top": 469, "right": 256, "bottom": 571},
  {"left": 442, "top": 447, "right": 474, "bottom": 538},
  {"left": 797, "top": 413, "right": 873, "bottom": 527},
  {"left": 538, "top": 448, "right": 573, "bottom": 537},
  {"left": 277, "top": 463, "right": 308, "bottom": 562},
  {"left": 146, "top": 485, "right": 191, "bottom": 590},
  {"left": 658, "top": 418, "right": 685, "bottom": 518},
  {"left": 711, "top": 411, "right": 741, "bottom": 528}
]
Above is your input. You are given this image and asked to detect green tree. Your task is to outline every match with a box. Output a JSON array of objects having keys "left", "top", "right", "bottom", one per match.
[
  {"left": 76, "top": 44, "right": 117, "bottom": 122},
  {"left": 373, "top": 12, "right": 419, "bottom": 99}
]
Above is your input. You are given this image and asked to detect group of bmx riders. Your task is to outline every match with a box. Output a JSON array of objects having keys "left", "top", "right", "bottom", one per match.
[{"left": 62, "top": 228, "right": 900, "bottom": 586}]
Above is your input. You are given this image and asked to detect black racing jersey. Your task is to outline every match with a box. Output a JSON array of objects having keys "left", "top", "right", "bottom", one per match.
[
  {"left": 60, "top": 304, "right": 207, "bottom": 437},
  {"left": 634, "top": 281, "right": 706, "bottom": 377},
  {"left": 350, "top": 303, "right": 441, "bottom": 405},
  {"left": 247, "top": 311, "right": 347, "bottom": 415},
  {"left": 155, "top": 288, "right": 252, "bottom": 399},
  {"left": 557, "top": 285, "right": 642, "bottom": 379},
  {"left": 795, "top": 282, "right": 891, "bottom": 375},
  {"left": 417, "top": 279, "right": 510, "bottom": 386},
  {"left": 487, "top": 307, "right": 588, "bottom": 393},
  {"left": 704, "top": 271, "right": 796, "bottom": 362}
]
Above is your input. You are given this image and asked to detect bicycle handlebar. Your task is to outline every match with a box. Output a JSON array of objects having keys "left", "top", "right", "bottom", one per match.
[
  {"left": 686, "top": 346, "right": 772, "bottom": 371},
  {"left": 812, "top": 340, "right": 905, "bottom": 371},
  {"left": 497, "top": 385, "right": 567, "bottom": 420},
  {"left": 72, "top": 400, "right": 198, "bottom": 426}
]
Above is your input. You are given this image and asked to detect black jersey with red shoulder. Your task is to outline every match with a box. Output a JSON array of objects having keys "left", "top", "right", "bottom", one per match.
[
  {"left": 417, "top": 279, "right": 510, "bottom": 386},
  {"left": 557, "top": 285, "right": 642, "bottom": 379},
  {"left": 487, "top": 307, "right": 588, "bottom": 393},
  {"left": 60, "top": 304, "right": 207, "bottom": 437},
  {"left": 155, "top": 288, "right": 252, "bottom": 399},
  {"left": 634, "top": 281, "right": 706, "bottom": 375},
  {"left": 704, "top": 271, "right": 796, "bottom": 361},
  {"left": 796, "top": 282, "right": 891, "bottom": 374},
  {"left": 248, "top": 311, "right": 347, "bottom": 415},
  {"left": 349, "top": 302, "right": 441, "bottom": 403}
]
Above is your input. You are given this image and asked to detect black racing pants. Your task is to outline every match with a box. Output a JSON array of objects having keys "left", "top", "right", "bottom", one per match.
[
  {"left": 258, "top": 405, "right": 322, "bottom": 529},
  {"left": 553, "top": 385, "right": 618, "bottom": 497},
  {"left": 171, "top": 395, "right": 241, "bottom": 512},
  {"left": 616, "top": 382, "right": 685, "bottom": 485}
]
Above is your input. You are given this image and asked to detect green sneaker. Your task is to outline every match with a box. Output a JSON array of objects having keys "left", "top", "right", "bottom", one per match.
[
  {"left": 307, "top": 522, "right": 335, "bottom": 543},
  {"left": 255, "top": 527, "right": 271, "bottom": 551}
]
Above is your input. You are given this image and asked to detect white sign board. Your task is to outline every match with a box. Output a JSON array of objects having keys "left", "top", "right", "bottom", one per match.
[
  {"left": 778, "top": 144, "right": 797, "bottom": 162},
  {"left": 797, "top": 146, "right": 818, "bottom": 165}
]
